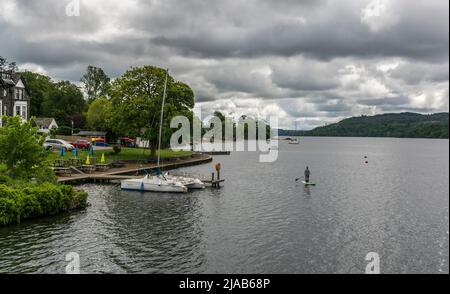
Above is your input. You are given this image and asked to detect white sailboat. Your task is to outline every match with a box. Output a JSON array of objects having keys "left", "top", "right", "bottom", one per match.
[
  {"left": 121, "top": 69, "right": 188, "bottom": 193},
  {"left": 121, "top": 174, "right": 188, "bottom": 193}
]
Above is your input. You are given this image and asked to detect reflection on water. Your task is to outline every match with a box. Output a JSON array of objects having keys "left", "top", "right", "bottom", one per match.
[
  {"left": 0, "top": 137, "right": 448, "bottom": 274},
  {"left": 303, "top": 186, "right": 312, "bottom": 197}
]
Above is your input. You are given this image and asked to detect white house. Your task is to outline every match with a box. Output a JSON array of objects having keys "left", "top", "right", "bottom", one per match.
[{"left": 35, "top": 117, "right": 59, "bottom": 134}]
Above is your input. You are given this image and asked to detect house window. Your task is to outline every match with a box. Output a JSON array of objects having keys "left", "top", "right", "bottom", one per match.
[
  {"left": 14, "top": 103, "right": 27, "bottom": 120},
  {"left": 15, "top": 89, "right": 24, "bottom": 100},
  {"left": 22, "top": 107, "right": 27, "bottom": 119}
]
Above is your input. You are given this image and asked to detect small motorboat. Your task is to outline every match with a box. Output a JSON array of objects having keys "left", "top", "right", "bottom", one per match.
[
  {"left": 288, "top": 138, "right": 300, "bottom": 144},
  {"left": 165, "top": 173, "right": 206, "bottom": 189},
  {"left": 121, "top": 175, "right": 188, "bottom": 193}
]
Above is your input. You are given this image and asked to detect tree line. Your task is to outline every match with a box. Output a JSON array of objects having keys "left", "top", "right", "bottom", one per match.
[
  {"left": 2, "top": 56, "right": 196, "bottom": 156},
  {"left": 3, "top": 56, "right": 273, "bottom": 155},
  {"left": 278, "top": 112, "right": 449, "bottom": 139}
]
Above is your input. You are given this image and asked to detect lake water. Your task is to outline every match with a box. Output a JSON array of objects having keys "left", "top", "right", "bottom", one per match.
[{"left": 0, "top": 137, "right": 448, "bottom": 274}]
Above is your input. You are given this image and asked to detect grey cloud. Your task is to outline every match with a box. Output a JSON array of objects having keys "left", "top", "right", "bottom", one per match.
[
  {"left": 151, "top": 0, "right": 448, "bottom": 61},
  {"left": 389, "top": 62, "right": 450, "bottom": 84},
  {"left": 316, "top": 100, "right": 352, "bottom": 112},
  {"left": 357, "top": 96, "right": 410, "bottom": 106},
  {"left": 0, "top": 0, "right": 448, "bottom": 129}
]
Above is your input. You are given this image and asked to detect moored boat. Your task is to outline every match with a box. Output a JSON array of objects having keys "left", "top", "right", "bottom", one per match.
[
  {"left": 165, "top": 173, "right": 206, "bottom": 189},
  {"left": 121, "top": 175, "right": 188, "bottom": 193}
]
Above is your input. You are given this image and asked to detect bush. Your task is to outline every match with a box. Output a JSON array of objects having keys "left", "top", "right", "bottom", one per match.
[
  {"left": 32, "top": 164, "right": 57, "bottom": 184},
  {"left": 0, "top": 197, "right": 18, "bottom": 226},
  {"left": 0, "top": 116, "right": 48, "bottom": 179},
  {"left": 56, "top": 126, "right": 73, "bottom": 136},
  {"left": 0, "top": 182, "right": 88, "bottom": 226},
  {"left": 113, "top": 145, "right": 122, "bottom": 155}
]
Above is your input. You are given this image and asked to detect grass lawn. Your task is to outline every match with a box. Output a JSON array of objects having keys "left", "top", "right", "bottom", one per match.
[{"left": 47, "top": 147, "right": 193, "bottom": 164}]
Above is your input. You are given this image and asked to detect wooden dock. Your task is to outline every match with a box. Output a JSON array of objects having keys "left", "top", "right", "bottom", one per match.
[
  {"left": 202, "top": 178, "right": 225, "bottom": 188},
  {"left": 58, "top": 174, "right": 143, "bottom": 184},
  {"left": 56, "top": 154, "right": 226, "bottom": 188}
]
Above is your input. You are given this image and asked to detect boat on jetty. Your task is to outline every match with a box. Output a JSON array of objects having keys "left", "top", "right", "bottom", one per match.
[
  {"left": 121, "top": 175, "right": 188, "bottom": 193},
  {"left": 165, "top": 173, "right": 206, "bottom": 189}
]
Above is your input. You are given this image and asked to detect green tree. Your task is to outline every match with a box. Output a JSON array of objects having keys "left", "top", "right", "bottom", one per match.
[
  {"left": 0, "top": 117, "right": 49, "bottom": 179},
  {"left": 19, "top": 71, "right": 53, "bottom": 117},
  {"left": 86, "top": 97, "right": 112, "bottom": 130},
  {"left": 80, "top": 65, "right": 110, "bottom": 102},
  {"left": 41, "top": 81, "right": 87, "bottom": 127},
  {"left": 109, "top": 66, "right": 195, "bottom": 156}
]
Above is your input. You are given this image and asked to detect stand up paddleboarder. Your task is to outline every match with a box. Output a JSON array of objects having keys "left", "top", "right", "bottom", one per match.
[{"left": 304, "top": 166, "right": 311, "bottom": 183}]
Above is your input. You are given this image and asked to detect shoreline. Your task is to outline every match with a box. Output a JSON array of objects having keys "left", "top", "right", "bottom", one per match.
[{"left": 57, "top": 153, "right": 214, "bottom": 184}]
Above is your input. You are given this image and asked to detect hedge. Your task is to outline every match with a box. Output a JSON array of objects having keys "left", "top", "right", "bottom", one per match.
[{"left": 0, "top": 183, "right": 88, "bottom": 226}]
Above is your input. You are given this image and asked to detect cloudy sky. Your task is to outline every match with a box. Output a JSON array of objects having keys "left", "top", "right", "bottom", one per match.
[{"left": 0, "top": 0, "right": 448, "bottom": 129}]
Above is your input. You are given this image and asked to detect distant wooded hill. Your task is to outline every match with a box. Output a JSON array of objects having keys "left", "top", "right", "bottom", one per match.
[{"left": 277, "top": 112, "right": 449, "bottom": 139}]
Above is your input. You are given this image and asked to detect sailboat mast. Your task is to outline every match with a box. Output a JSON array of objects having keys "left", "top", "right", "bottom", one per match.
[{"left": 157, "top": 69, "right": 169, "bottom": 167}]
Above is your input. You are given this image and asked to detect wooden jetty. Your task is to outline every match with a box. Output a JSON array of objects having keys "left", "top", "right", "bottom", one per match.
[
  {"left": 57, "top": 154, "right": 225, "bottom": 189},
  {"left": 202, "top": 178, "right": 225, "bottom": 188},
  {"left": 58, "top": 174, "right": 142, "bottom": 184},
  {"left": 202, "top": 165, "right": 225, "bottom": 188}
]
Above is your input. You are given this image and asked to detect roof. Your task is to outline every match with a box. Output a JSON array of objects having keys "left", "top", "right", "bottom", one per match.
[
  {"left": 34, "top": 118, "right": 58, "bottom": 129},
  {"left": 0, "top": 71, "right": 30, "bottom": 93},
  {"left": 2, "top": 79, "right": 15, "bottom": 85}
]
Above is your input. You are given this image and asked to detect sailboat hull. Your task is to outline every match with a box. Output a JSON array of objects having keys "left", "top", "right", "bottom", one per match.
[{"left": 121, "top": 178, "right": 188, "bottom": 193}]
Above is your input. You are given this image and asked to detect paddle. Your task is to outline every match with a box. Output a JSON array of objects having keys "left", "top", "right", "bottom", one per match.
[{"left": 295, "top": 176, "right": 304, "bottom": 182}]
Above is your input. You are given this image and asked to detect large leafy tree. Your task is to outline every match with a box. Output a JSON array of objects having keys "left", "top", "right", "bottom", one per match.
[
  {"left": 80, "top": 65, "right": 110, "bottom": 102},
  {"left": 41, "top": 81, "right": 87, "bottom": 127},
  {"left": 19, "top": 71, "right": 53, "bottom": 117},
  {"left": 109, "top": 66, "right": 195, "bottom": 156},
  {"left": 86, "top": 97, "right": 112, "bottom": 131},
  {"left": 0, "top": 117, "right": 49, "bottom": 179}
]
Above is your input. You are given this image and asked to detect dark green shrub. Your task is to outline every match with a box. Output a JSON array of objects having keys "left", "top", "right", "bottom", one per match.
[
  {"left": 0, "top": 174, "right": 11, "bottom": 185},
  {"left": 0, "top": 197, "right": 18, "bottom": 226},
  {"left": 16, "top": 194, "right": 43, "bottom": 219},
  {"left": 0, "top": 181, "right": 88, "bottom": 226},
  {"left": 113, "top": 145, "right": 122, "bottom": 155},
  {"left": 56, "top": 126, "right": 73, "bottom": 136},
  {"left": 0, "top": 184, "right": 19, "bottom": 199}
]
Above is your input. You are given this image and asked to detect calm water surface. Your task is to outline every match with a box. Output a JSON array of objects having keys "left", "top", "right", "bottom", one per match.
[{"left": 0, "top": 137, "right": 448, "bottom": 274}]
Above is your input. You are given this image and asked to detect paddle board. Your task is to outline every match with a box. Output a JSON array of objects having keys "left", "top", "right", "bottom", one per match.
[{"left": 302, "top": 181, "right": 316, "bottom": 186}]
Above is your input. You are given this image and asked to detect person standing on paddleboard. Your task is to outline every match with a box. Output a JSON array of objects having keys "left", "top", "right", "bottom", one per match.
[{"left": 304, "top": 166, "right": 311, "bottom": 183}]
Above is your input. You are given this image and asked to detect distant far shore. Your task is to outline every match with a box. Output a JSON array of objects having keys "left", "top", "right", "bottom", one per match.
[{"left": 277, "top": 112, "right": 449, "bottom": 139}]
